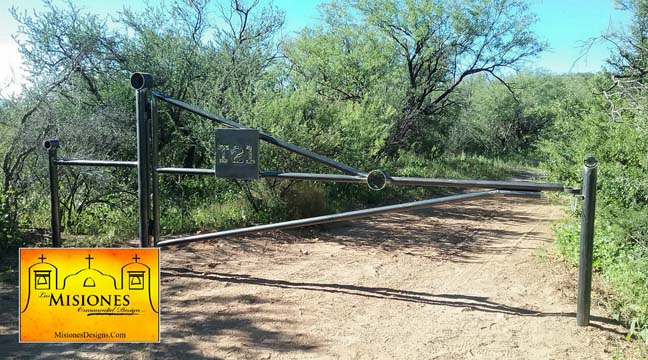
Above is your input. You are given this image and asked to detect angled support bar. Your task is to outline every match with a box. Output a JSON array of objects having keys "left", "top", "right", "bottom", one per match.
[
  {"left": 157, "top": 190, "right": 540, "bottom": 247},
  {"left": 152, "top": 92, "right": 367, "bottom": 177}
]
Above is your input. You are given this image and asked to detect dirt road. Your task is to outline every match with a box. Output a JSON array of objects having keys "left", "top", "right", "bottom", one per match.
[{"left": 0, "top": 196, "right": 634, "bottom": 359}]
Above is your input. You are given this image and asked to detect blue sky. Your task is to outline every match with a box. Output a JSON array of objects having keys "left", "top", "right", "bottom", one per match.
[
  {"left": 531, "top": 0, "right": 629, "bottom": 73},
  {"left": 0, "top": 0, "right": 632, "bottom": 96}
]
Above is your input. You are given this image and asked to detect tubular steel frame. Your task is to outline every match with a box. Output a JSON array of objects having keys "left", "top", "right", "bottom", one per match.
[{"left": 43, "top": 72, "right": 598, "bottom": 326}]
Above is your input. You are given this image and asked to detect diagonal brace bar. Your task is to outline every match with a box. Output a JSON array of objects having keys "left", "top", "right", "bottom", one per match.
[
  {"left": 152, "top": 92, "right": 366, "bottom": 177},
  {"left": 157, "top": 190, "right": 540, "bottom": 247}
]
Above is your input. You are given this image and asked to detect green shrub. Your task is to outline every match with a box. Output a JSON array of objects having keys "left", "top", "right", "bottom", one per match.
[
  {"left": 283, "top": 183, "right": 329, "bottom": 219},
  {"left": 539, "top": 73, "right": 648, "bottom": 343}
]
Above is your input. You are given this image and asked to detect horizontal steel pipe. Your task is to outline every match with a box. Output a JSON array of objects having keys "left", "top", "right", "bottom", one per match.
[
  {"left": 154, "top": 168, "right": 567, "bottom": 192},
  {"left": 152, "top": 92, "right": 366, "bottom": 177},
  {"left": 157, "top": 190, "right": 540, "bottom": 247},
  {"left": 55, "top": 159, "right": 138, "bottom": 168},
  {"left": 390, "top": 176, "right": 566, "bottom": 192},
  {"left": 155, "top": 167, "right": 367, "bottom": 183},
  {"left": 262, "top": 171, "right": 366, "bottom": 183},
  {"left": 156, "top": 167, "right": 214, "bottom": 175}
]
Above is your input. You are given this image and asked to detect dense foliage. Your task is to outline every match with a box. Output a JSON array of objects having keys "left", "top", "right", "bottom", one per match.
[
  {"left": 537, "top": 0, "right": 648, "bottom": 343},
  {"left": 0, "top": 0, "right": 646, "bottom": 345},
  {"left": 0, "top": 0, "right": 543, "bottom": 240},
  {"left": 538, "top": 73, "right": 648, "bottom": 343}
]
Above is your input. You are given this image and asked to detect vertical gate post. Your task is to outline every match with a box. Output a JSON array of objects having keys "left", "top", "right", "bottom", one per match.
[
  {"left": 151, "top": 95, "right": 160, "bottom": 246},
  {"left": 44, "top": 139, "right": 61, "bottom": 247},
  {"left": 577, "top": 155, "right": 598, "bottom": 326},
  {"left": 132, "top": 72, "right": 154, "bottom": 248}
]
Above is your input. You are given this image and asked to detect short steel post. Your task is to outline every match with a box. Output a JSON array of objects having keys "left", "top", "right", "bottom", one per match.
[
  {"left": 132, "top": 72, "right": 154, "bottom": 248},
  {"left": 577, "top": 155, "right": 598, "bottom": 326},
  {"left": 44, "top": 139, "right": 61, "bottom": 247}
]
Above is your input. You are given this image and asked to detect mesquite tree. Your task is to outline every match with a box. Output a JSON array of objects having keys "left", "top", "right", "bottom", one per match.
[{"left": 288, "top": 0, "right": 544, "bottom": 157}]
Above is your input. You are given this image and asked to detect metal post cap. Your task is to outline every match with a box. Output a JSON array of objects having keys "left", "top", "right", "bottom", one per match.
[
  {"left": 583, "top": 155, "right": 598, "bottom": 168},
  {"left": 130, "top": 72, "right": 154, "bottom": 90},
  {"left": 43, "top": 139, "right": 60, "bottom": 149}
]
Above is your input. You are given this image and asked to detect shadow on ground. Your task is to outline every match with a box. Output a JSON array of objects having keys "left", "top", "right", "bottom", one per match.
[
  {"left": 160, "top": 267, "right": 626, "bottom": 338},
  {"left": 0, "top": 279, "right": 317, "bottom": 359}
]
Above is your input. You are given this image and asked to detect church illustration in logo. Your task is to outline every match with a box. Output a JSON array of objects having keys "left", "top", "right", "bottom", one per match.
[
  {"left": 20, "top": 248, "right": 159, "bottom": 342},
  {"left": 21, "top": 252, "right": 158, "bottom": 314}
]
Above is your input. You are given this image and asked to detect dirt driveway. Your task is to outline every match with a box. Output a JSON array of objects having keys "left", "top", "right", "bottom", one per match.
[{"left": 0, "top": 196, "right": 636, "bottom": 359}]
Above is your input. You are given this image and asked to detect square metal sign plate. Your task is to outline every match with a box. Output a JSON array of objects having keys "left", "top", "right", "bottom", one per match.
[{"left": 214, "top": 128, "right": 259, "bottom": 179}]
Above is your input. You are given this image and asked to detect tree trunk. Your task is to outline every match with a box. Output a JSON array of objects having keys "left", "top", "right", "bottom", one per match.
[{"left": 380, "top": 108, "right": 420, "bottom": 159}]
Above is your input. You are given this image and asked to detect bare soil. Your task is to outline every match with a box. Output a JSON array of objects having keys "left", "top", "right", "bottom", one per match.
[{"left": 0, "top": 197, "right": 639, "bottom": 359}]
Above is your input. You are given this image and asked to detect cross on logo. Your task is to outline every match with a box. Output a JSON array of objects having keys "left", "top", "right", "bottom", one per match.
[{"left": 85, "top": 254, "right": 94, "bottom": 269}]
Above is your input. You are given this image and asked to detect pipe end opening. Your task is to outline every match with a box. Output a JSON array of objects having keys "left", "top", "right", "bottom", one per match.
[
  {"left": 43, "top": 139, "right": 59, "bottom": 150},
  {"left": 130, "top": 72, "right": 154, "bottom": 90},
  {"left": 583, "top": 155, "right": 598, "bottom": 169}
]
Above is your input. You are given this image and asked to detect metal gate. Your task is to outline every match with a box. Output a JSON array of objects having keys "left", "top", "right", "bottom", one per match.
[{"left": 43, "top": 72, "right": 598, "bottom": 326}]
